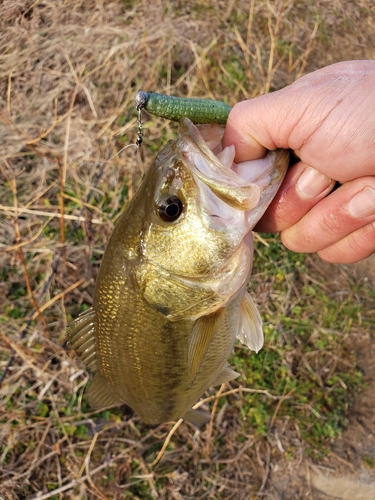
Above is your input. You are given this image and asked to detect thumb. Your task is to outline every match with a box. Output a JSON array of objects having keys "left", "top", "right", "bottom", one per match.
[{"left": 222, "top": 60, "right": 375, "bottom": 179}]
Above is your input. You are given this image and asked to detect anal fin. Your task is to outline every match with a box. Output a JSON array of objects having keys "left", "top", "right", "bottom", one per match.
[
  {"left": 211, "top": 363, "right": 239, "bottom": 387},
  {"left": 183, "top": 408, "right": 211, "bottom": 427}
]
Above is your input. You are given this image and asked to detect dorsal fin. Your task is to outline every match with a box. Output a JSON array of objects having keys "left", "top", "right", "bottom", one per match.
[{"left": 67, "top": 308, "right": 97, "bottom": 371}]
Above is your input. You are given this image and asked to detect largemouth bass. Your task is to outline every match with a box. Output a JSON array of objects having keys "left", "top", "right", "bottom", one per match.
[{"left": 68, "top": 118, "right": 289, "bottom": 425}]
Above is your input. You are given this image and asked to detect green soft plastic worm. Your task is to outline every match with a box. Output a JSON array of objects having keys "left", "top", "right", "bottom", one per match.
[{"left": 135, "top": 91, "right": 232, "bottom": 125}]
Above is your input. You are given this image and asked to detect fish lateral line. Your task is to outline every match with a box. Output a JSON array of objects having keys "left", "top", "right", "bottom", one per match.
[{"left": 135, "top": 91, "right": 232, "bottom": 126}]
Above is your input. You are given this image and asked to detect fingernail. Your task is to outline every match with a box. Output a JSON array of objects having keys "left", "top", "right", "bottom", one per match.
[
  {"left": 348, "top": 187, "right": 375, "bottom": 218},
  {"left": 296, "top": 167, "right": 332, "bottom": 199}
]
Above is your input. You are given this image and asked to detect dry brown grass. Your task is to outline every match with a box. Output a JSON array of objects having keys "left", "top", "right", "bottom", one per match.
[{"left": 1, "top": 1, "right": 375, "bottom": 499}]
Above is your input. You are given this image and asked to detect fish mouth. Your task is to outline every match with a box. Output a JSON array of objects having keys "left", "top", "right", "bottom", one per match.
[
  {"left": 177, "top": 117, "right": 289, "bottom": 228},
  {"left": 178, "top": 118, "right": 261, "bottom": 212}
]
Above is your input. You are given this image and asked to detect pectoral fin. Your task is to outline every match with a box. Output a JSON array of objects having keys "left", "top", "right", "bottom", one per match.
[
  {"left": 183, "top": 408, "right": 211, "bottom": 427},
  {"left": 237, "top": 292, "right": 264, "bottom": 353},
  {"left": 67, "top": 308, "right": 97, "bottom": 371},
  {"left": 88, "top": 373, "right": 123, "bottom": 409},
  {"left": 211, "top": 363, "right": 240, "bottom": 386},
  {"left": 188, "top": 308, "right": 225, "bottom": 385}
]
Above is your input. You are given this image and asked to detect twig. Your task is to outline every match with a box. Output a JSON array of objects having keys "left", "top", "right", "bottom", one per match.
[
  {"left": 204, "top": 383, "right": 226, "bottom": 456},
  {"left": 1, "top": 162, "right": 49, "bottom": 337},
  {"left": 78, "top": 433, "right": 99, "bottom": 478},
  {"left": 258, "top": 442, "right": 271, "bottom": 493},
  {"left": 328, "top": 451, "right": 356, "bottom": 471},
  {"left": 27, "top": 459, "right": 112, "bottom": 500},
  {"left": 3, "top": 219, "right": 52, "bottom": 252},
  {"left": 196, "top": 386, "right": 285, "bottom": 405},
  {"left": 57, "top": 156, "right": 67, "bottom": 265},
  {"left": 215, "top": 437, "right": 259, "bottom": 465},
  {"left": 0, "top": 205, "right": 104, "bottom": 224},
  {"left": 246, "top": 0, "right": 255, "bottom": 48},
  {"left": 24, "top": 109, "right": 73, "bottom": 145},
  {"left": 20, "top": 421, "right": 52, "bottom": 479},
  {"left": 269, "top": 387, "right": 295, "bottom": 430},
  {"left": 28, "top": 430, "right": 156, "bottom": 500},
  {"left": 0, "top": 133, "right": 110, "bottom": 383},
  {"left": 23, "top": 0, "right": 41, "bottom": 19},
  {"left": 29, "top": 279, "right": 86, "bottom": 321},
  {"left": 0, "top": 279, "right": 85, "bottom": 386},
  {"left": 150, "top": 419, "right": 183, "bottom": 467},
  {"left": 80, "top": 434, "right": 109, "bottom": 500},
  {"left": 0, "top": 333, "right": 45, "bottom": 371},
  {"left": 139, "top": 457, "right": 158, "bottom": 498},
  {"left": 7, "top": 72, "right": 12, "bottom": 115},
  {"left": 150, "top": 386, "right": 285, "bottom": 468}
]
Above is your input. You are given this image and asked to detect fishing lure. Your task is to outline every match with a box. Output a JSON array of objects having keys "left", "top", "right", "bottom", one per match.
[{"left": 134, "top": 91, "right": 232, "bottom": 146}]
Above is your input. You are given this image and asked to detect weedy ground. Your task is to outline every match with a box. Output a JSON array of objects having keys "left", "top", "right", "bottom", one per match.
[{"left": 1, "top": 1, "right": 375, "bottom": 499}]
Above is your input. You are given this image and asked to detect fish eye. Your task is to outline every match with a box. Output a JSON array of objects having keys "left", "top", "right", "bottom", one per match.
[{"left": 157, "top": 195, "right": 184, "bottom": 222}]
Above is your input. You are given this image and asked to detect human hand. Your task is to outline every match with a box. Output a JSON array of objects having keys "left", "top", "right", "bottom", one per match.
[{"left": 222, "top": 60, "right": 375, "bottom": 264}]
